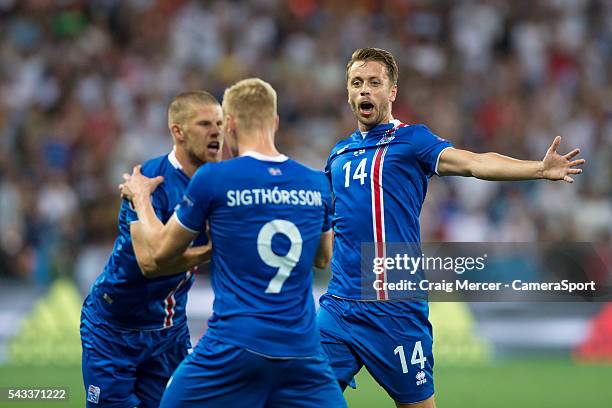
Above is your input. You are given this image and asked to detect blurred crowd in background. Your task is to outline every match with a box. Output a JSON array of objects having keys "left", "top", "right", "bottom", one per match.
[{"left": 0, "top": 0, "right": 610, "bottom": 287}]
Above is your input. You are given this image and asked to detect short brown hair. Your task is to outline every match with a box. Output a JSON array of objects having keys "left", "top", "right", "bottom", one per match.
[
  {"left": 346, "top": 48, "right": 398, "bottom": 85},
  {"left": 168, "top": 91, "right": 219, "bottom": 127},
  {"left": 222, "top": 78, "right": 277, "bottom": 129}
]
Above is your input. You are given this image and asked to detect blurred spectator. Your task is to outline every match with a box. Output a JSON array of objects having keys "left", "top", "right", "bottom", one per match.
[{"left": 0, "top": 0, "right": 610, "bottom": 285}]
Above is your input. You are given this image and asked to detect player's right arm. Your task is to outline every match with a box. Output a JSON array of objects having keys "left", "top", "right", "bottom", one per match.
[
  {"left": 130, "top": 221, "right": 210, "bottom": 278},
  {"left": 120, "top": 165, "right": 201, "bottom": 274}
]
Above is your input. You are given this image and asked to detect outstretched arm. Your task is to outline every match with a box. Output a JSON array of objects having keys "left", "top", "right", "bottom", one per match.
[
  {"left": 120, "top": 165, "right": 207, "bottom": 276},
  {"left": 437, "top": 136, "right": 585, "bottom": 182}
]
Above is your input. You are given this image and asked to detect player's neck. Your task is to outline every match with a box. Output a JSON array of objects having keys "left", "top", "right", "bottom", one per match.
[
  {"left": 173, "top": 146, "right": 199, "bottom": 178},
  {"left": 357, "top": 113, "right": 395, "bottom": 133},
  {"left": 237, "top": 129, "right": 280, "bottom": 157}
]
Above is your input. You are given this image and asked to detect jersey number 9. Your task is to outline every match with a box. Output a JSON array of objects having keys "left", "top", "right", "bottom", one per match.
[{"left": 257, "top": 219, "right": 303, "bottom": 294}]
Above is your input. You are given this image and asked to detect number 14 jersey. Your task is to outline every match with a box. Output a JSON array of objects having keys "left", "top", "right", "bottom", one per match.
[
  {"left": 176, "top": 152, "right": 332, "bottom": 358},
  {"left": 326, "top": 121, "right": 452, "bottom": 301}
]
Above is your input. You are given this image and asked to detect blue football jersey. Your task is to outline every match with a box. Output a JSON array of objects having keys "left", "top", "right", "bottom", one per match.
[
  {"left": 175, "top": 152, "right": 332, "bottom": 358},
  {"left": 325, "top": 121, "right": 452, "bottom": 301},
  {"left": 86, "top": 150, "right": 205, "bottom": 330}
]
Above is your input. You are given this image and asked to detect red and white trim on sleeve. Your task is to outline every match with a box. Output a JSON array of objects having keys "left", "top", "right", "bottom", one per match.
[{"left": 163, "top": 270, "right": 193, "bottom": 328}]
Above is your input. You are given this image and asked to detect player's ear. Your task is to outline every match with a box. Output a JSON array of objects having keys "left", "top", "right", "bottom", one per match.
[
  {"left": 225, "top": 114, "right": 235, "bottom": 133},
  {"left": 389, "top": 84, "right": 397, "bottom": 103},
  {"left": 170, "top": 123, "right": 184, "bottom": 142}
]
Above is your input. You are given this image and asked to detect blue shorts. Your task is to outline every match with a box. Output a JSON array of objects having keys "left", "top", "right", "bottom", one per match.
[
  {"left": 318, "top": 294, "right": 434, "bottom": 404},
  {"left": 159, "top": 335, "right": 347, "bottom": 408},
  {"left": 80, "top": 303, "right": 191, "bottom": 407}
]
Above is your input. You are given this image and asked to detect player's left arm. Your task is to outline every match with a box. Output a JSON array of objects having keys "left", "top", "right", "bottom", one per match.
[
  {"left": 120, "top": 165, "right": 199, "bottom": 271},
  {"left": 314, "top": 176, "right": 334, "bottom": 269},
  {"left": 437, "top": 136, "right": 585, "bottom": 182},
  {"left": 314, "top": 230, "right": 333, "bottom": 269}
]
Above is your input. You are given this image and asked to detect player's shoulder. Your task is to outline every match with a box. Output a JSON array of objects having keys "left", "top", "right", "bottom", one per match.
[
  {"left": 329, "top": 132, "right": 358, "bottom": 156},
  {"left": 290, "top": 161, "right": 331, "bottom": 197},
  {"left": 191, "top": 159, "right": 237, "bottom": 188},
  {"left": 192, "top": 160, "right": 220, "bottom": 180},
  {"left": 285, "top": 158, "right": 327, "bottom": 182},
  {"left": 395, "top": 123, "right": 430, "bottom": 136},
  {"left": 140, "top": 154, "right": 170, "bottom": 177},
  {"left": 329, "top": 126, "right": 361, "bottom": 157},
  {"left": 326, "top": 131, "right": 361, "bottom": 167},
  {"left": 395, "top": 123, "right": 450, "bottom": 145}
]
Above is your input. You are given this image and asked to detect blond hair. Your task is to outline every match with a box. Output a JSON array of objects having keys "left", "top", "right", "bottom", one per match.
[
  {"left": 167, "top": 91, "right": 219, "bottom": 128},
  {"left": 222, "top": 78, "right": 277, "bottom": 129}
]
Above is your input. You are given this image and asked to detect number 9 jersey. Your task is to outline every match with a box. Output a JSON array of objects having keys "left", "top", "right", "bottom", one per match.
[{"left": 175, "top": 152, "right": 332, "bottom": 358}]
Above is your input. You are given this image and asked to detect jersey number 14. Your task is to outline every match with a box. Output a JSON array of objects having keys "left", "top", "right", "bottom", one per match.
[{"left": 343, "top": 158, "right": 368, "bottom": 187}]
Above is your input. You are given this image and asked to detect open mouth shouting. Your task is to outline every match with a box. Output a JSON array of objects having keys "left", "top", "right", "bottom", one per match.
[
  {"left": 207, "top": 140, "right": 220, "bottom": 156},
  {"left": 358, "top": 100, "right": 375, "bottom": 117}
]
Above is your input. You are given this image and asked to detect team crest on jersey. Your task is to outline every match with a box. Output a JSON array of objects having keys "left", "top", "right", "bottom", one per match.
[
  {"left": 377, "top": 135, "right": 395, "bottom": 145},
  {"left": 268, "top": 167, "right": 282, "bottom": 176},
  {"left": 415, "top": 371, "right": 427, "bottom": 386},
  {"left": 87, "top": 385, "right": 100, "bottom": 403}
]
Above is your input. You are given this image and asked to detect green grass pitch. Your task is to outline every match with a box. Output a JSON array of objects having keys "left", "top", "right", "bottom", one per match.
[{"left": 0, "top": 360, "right": 610, "bottom": 407}]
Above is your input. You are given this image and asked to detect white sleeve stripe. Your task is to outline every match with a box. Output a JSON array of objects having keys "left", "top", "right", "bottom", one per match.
[
  {"left": 434, "top": 146, "right": 453, "bottom": 176},
  {"left": 173, "top": 213, "right": 200, "bottom": 234}
]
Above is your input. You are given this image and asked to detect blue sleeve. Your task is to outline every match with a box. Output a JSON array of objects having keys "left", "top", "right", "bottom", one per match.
[
  {"left": 320, "top": 175, "right": 333, "bottom": 233},
  {"left": 324, "top": 155, "right": 332, "bottom": 186},
  {"left": 175, "top": 164, "right": 215, "bottom": 234},
  {"left": 125, "top": 162, "right": 168, "bottom": 223},
  {"left": 125, "top": 189, "right": 166, "bottom": 223},
  {"left": 413, "top": 125, "right": 453, "bottom": 176}
]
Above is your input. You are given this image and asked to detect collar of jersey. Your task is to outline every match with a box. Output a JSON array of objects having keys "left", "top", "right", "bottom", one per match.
[
  {"left": 167, "top": 148, "right": 192, "bottom": 180},
  {"left": 242, "top": 151, "right": 289, "bottom": 162},
  {"left": 168, "top": 148, "right": 183, "bottom": 170},
  {"left": 354, "top": 119, "right": 402, "bottom": 139}
]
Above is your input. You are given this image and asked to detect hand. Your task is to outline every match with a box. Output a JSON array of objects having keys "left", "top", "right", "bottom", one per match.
[
  {"left": 185, "top": 242, "right": 212, "bottom": 265},
  {"left": 119, "top": 165, "right": 164, "bottom": 201},
  {"left": 540, "top": 136, "right": 585, "bottom": 183}
]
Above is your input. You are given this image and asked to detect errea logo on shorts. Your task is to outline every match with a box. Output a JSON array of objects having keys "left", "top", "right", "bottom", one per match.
[
  {"left": 87, "top": 385, "right": 100, "bottom": 403},
  {"left": 415, "top": 371, "right": 427, "bottom": 386},
  {"left": 415, "top": 371, "right": 427, "bottom": 385}
]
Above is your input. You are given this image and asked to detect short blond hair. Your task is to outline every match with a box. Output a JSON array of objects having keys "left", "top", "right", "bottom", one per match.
[
  {"left": 222, "top": 78, "right": 277, "bottom": 129},
  {"left": 167, "top": 91, "right": 219, "bottom": 128}
]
